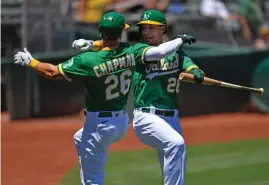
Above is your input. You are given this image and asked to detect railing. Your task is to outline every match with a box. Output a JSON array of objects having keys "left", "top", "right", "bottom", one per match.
[
  {"left": 2, "top": 0, "right": 75, "bottom": 54},
  {"left": 1, "top": 0, "right": 22, "bottom": 25}
]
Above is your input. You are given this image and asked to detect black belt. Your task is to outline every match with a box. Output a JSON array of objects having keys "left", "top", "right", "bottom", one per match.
[{"left": 141, "top": 108, "right": 177, "bottom": 117}]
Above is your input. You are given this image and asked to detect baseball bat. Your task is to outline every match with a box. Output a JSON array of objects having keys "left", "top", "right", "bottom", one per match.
[{"left": 179, "top": 72, "right": 264, "bottom": 94}]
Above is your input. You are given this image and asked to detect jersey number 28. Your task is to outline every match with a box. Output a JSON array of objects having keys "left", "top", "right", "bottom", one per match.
[
  {"left": 167, "top": 77, "right": 180, "bottom": 93},
  {"left": 105, "top": 70, "right": 132, "bottom": 100}
]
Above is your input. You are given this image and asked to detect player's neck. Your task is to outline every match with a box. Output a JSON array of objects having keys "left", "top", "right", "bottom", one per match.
[
  {"left": 150, "top": 38, "right": 163, "bottom": 46},
  {"left": 151, "top": 40, "right": 163, "bottom": 46}
]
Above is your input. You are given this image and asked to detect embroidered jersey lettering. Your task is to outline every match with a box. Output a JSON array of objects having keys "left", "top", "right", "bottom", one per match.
[
  {"left": 58, "top": 42, "right": 142, "bottom": 111},
  {"left": 133, "top": 44, "right": 196, "bottom": 109}
]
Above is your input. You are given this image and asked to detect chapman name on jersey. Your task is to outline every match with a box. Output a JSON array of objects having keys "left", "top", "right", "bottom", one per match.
[{"left": 93, "top": 54, "right": 136, "bottom": 78}]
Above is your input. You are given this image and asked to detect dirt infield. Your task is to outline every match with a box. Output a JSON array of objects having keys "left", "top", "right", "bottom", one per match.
[{"left": 2, "top": 111, "right": 269, "bottom": 185}]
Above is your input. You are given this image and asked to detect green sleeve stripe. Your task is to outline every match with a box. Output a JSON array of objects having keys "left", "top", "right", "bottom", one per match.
[
  {"left": 58, "top": 63, "right": 72, "bottom": 81},
  {"left": 185, "top": 65, "right": 198, "bottom": 72},
  {"left": 141, "top": 46, "right": 154, "bottom": 64}
]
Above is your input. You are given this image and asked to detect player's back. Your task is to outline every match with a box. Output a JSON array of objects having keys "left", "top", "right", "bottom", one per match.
[{"left": 81, "top": 42, "right": 135, "bottom": 111}]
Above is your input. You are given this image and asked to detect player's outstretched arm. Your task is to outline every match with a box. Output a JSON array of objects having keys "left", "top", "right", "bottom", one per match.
[
  {"left": 144, "top": 34, "right": 196, "bottom": 61},
  {"left": 14, "top": 48, "right": 62, "bottom": 79},
  {"left": 72, "top": 34, "right": 196, "bottom": 57}
]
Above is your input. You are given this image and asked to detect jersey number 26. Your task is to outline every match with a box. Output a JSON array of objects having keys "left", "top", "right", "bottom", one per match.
[{"left": 105, "top": 70, "right": 132, "bottom": 100}]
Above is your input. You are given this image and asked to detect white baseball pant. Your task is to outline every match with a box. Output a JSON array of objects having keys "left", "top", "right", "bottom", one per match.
[
  {"left": 74, "top": 109, "right": 129, "bottom": 185},
  {"left": 133, "top": 107, "right": 186, "bottom": 185}
]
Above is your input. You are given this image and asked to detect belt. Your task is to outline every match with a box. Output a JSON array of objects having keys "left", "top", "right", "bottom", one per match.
[
  {"left": 84, "top": 109, "right": 126, "bottom": 118},
  {"left": 141, "top": 108, "right": 177, "bottom": 117},
  {"left": 98, "top": 112, "right": 113, "bottom": 117}
]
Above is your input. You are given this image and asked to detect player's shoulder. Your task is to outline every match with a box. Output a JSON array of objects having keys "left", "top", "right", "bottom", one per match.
[
  {"left": 73, "top": 51, "right": 98, "bottom": 67},
  {"left": 133, "top": 42, "right": 150, "bottom": 49},
  {"left": 75, "top": 51, "right": 96, "bottom": 59},
  {"left": 128, "top": 42, "right": 152, "bottom": 54}
]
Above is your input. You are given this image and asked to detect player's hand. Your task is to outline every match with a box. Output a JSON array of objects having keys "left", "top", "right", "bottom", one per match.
[
  {"left": 189, "top": 68, "right": 204, "bottom": 84},
  {"left": 14, "top": 47, "right": 33, "bottom": 66},
  {"left": 72, "top": 39, "right": 93, "bottom": 52},
  {"left": 177, "top": 34, "right": 196, "bottom": 45}
]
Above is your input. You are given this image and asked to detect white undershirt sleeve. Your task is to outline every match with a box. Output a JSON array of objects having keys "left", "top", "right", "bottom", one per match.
[{"left": 144, "top": 38, "right": 183, "bottom": 61}]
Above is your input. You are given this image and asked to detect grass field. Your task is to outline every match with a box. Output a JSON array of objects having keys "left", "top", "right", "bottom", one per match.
[{"left": 59, "top": 139, "right": 269, "bottom": 185}]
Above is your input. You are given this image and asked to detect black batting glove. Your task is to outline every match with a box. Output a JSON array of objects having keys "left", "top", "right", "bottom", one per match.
[{"left": 177, "top": 34, "right": 196, "bottom": 45}]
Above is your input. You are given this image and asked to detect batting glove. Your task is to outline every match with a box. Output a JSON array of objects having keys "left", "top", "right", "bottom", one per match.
[
  {"left": 177, "top": 34, "right": 196, "bottom": 45},
  {"left": 14, "top": 48, "right": 33, "bottom": 66},
  {"left": 189, "top": 68, "right": 205, "bottom": 84},
  {"left": 72, "top": 39, "right": 93, "bottom": 52}
]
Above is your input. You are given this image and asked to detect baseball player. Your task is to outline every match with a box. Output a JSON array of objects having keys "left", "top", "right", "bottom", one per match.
[
  {"left": 132, "top": 10, "right": 205, "bottom": 185},
  {"left": 14, "top": 11, "right": 196, "bottom": 185},
  {"left": 73, "top": 10, "right": 204, "bottom": 185}
]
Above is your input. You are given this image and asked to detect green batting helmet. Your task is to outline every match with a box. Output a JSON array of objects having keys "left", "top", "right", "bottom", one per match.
[
  {"left": 98, "top": 12, "right": 129, "bottom": 40},
  {"left": 137, "top": 10, "right": 167, "bottom": 26},
  {"left": 136, "top": 10, "right": 167, "bottom": 33}
]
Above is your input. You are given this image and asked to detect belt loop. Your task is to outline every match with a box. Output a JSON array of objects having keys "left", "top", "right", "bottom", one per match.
[
  {"left": 115, "top": 111, "right": 119, "bottom": 117},
  {"left": 150, "top": 107, "right": 155, "bottom": 114},
  {"left": 175, "top": 109, "right": 179, "bottom": 118}
]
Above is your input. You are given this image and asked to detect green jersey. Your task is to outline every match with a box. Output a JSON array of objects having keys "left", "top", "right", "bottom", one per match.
[
  {"left": 58, "top": 42, "right": 142, "bottom": 111},
  {"left": 133, "top": 43, "right": 198, "bottom": 109}
]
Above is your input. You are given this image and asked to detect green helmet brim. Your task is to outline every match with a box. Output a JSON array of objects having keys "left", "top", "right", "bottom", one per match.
[{"left": 136, "top": 20, "right": 165, "bottom": 26}]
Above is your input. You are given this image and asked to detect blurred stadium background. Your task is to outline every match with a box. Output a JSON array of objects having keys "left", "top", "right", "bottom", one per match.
[{"left": 1, "top": 0, "right": 269, "bottom": 185}]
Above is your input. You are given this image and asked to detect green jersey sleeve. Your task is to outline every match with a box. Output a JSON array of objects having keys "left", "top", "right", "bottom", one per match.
[
  {"left": 177, "top": 50, "right": 198, "bottom": 72},
  {"left": 58, "top": 53, "right": 94, "bottom": 81},
  {"left": 132, "top": 43, "right": 153, "bottom": 64}
]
